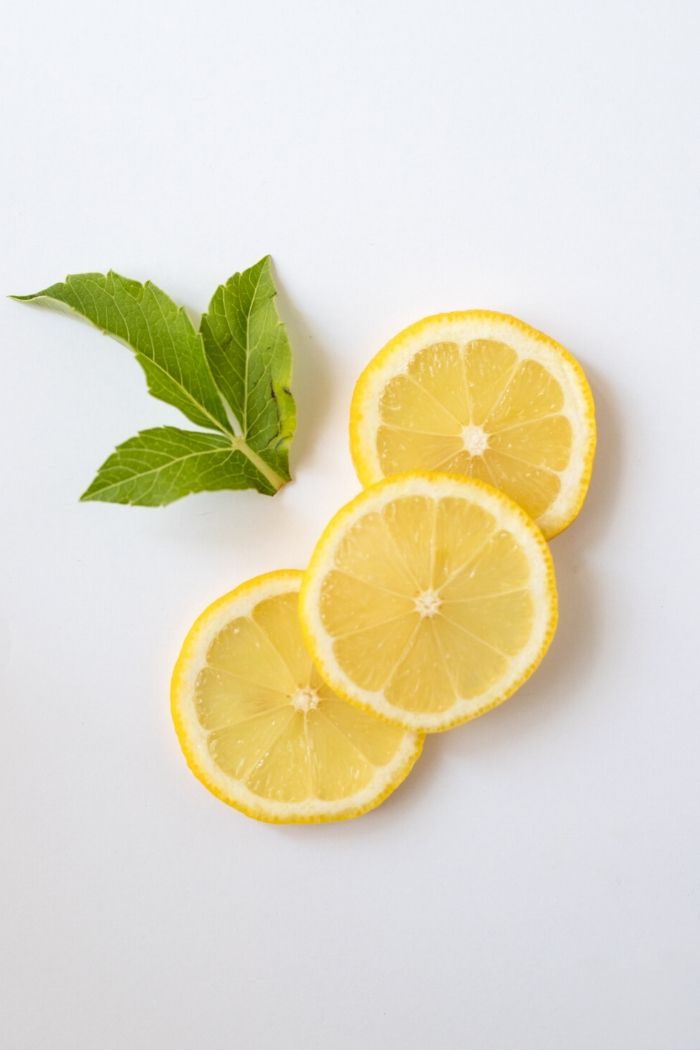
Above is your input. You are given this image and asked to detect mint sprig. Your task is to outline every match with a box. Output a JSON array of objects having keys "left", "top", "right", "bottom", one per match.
[{"left": 13, "top": 256, "right": 296, "bottom": 505}]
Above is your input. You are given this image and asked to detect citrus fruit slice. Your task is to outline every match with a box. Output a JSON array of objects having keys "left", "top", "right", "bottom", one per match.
[
  {"left": 350, "top": 311, "right": 596, "bottom": 538},
  {"left": 300, "top": 474, "right": 557, "bottom": 732},
  {"left": 171, "top": 570, "right": 422, "bottom": 823}
]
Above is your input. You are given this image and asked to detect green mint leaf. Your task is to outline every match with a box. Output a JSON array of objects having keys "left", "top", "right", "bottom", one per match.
[
  {"left": 81, "top": 427, "right": 280, "bottom": 506},
  {"left": 200, "top": 256, "right": 296, "bottom": 482},
  {"left": 13, "top": 272, "right": 231, "bottom": 435},
  {"left": 13, "top": 258, "right": 298, "bottom": 505}
]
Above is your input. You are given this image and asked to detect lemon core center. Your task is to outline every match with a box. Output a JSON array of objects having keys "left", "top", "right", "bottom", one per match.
[
  {"left": 290, "top": 686, "right": 319, "bottom": 713},
  {"left": 414, "top": 589, "right": 442, "bottom": 618},
  {"left": 462, "top": 424, "right": 489, "bottom": 456}
]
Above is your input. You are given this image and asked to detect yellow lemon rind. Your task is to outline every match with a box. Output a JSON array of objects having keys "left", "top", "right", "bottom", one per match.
[
  {"left": 171, "top": 570, "right": 424, "bottom": 823},
  {"left": 349, "top": 310, "right": 596, "bottom": 539},
  {"left": 300, "top": 473, "right": 558, "bottom": 733}
]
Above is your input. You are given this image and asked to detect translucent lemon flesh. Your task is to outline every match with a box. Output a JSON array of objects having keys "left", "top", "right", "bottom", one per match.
[
  {"left": 301, "top": 475, "right": 557, "bottom": 732},
  {"left": 351, "top": 314, "right": 596, "bottom": 538},
  {"left": 172, "top": 572, "right": 422, "bottom": 822},
  {"left": 377, "top": 338, "right": 571, "bottom": 521}
]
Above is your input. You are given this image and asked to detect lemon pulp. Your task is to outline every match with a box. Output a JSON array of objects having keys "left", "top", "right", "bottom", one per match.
[
  {"left": 351, "top": 313, "right": 596, "bottom": 538},
  {"left": 172, "top": 571, "right": 422, "bottom": 822},
  {"left": 301, "top": 474, "right": 557, "bottom": 732}
]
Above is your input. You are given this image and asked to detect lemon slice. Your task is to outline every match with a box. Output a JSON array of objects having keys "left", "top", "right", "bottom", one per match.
[
  {"left": 350, "top": 311, "right": 596, "bottom": 538},
  {"left": 300, "top": 474, "right": 557, "bottom": 732},
  {"left": 171, "top": 570, "right": 422, "bottom": 822}
]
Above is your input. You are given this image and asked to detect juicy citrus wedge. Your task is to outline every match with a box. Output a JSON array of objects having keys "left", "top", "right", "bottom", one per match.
[
  {"left": 300, "top": 474, "right": 557, "bottom": 732},
  {"left": 171, "top": 570, "right": 422, "bottom": 823},
  {"left": 350, "top": 311, "right": 596, "bottom": 538}
]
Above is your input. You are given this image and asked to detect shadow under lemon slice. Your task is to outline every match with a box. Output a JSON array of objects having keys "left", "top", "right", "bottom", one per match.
[{"left": 171, "top": 570, "right": 422, "bottom": 823}]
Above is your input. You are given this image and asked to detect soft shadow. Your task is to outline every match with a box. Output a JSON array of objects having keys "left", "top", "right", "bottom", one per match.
[
  {"left": 437, "top": 565, "right": 599, "bottom": 763},
  {"left": 275, "top": 359, "right": 625, "bottom": 829},
  {"left": 273, "top": 270, "right": 334, "bottom": 471},
  {"left": 271, "top": 734, "right": 444, "bottom": 844},
  {"left": 561, "top": 363, "right": 624, "bottom": 550},
  {"left": 181, "top": 270, "right": 333, "bottom": 470},
  {"left": 436, "top": 360, "right": 624, "bottom": 762},
  {"left": 181, "top": 264, "right": 334, "bottom": 481},
  {"left": 133, "top": 273, "right": 333, "bottom": 559}
]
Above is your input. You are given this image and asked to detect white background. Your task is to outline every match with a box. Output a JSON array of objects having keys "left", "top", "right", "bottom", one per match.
[{"left": 2, "top": 1, "right": 699, "bottom": 1047}]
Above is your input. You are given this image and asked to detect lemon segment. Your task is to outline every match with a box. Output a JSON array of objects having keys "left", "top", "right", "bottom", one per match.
[
  {"left": 172, "top": 571, "right": 422, "bottom": 823},
  {"left": 300, "top": 474, "right": 558, "bottom": 732},
  {"left": 350, "top": 312, "right": 596, "bottom": 538}
]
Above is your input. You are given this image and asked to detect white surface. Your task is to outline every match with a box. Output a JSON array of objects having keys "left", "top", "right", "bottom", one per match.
[{"left": 2, "top": 1, "right": 699, "bottom": 1047}]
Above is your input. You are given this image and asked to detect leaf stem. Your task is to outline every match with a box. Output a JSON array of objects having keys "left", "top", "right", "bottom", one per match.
[{"left": 231, "top": 437, "right": 286, "bottom": 492}]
